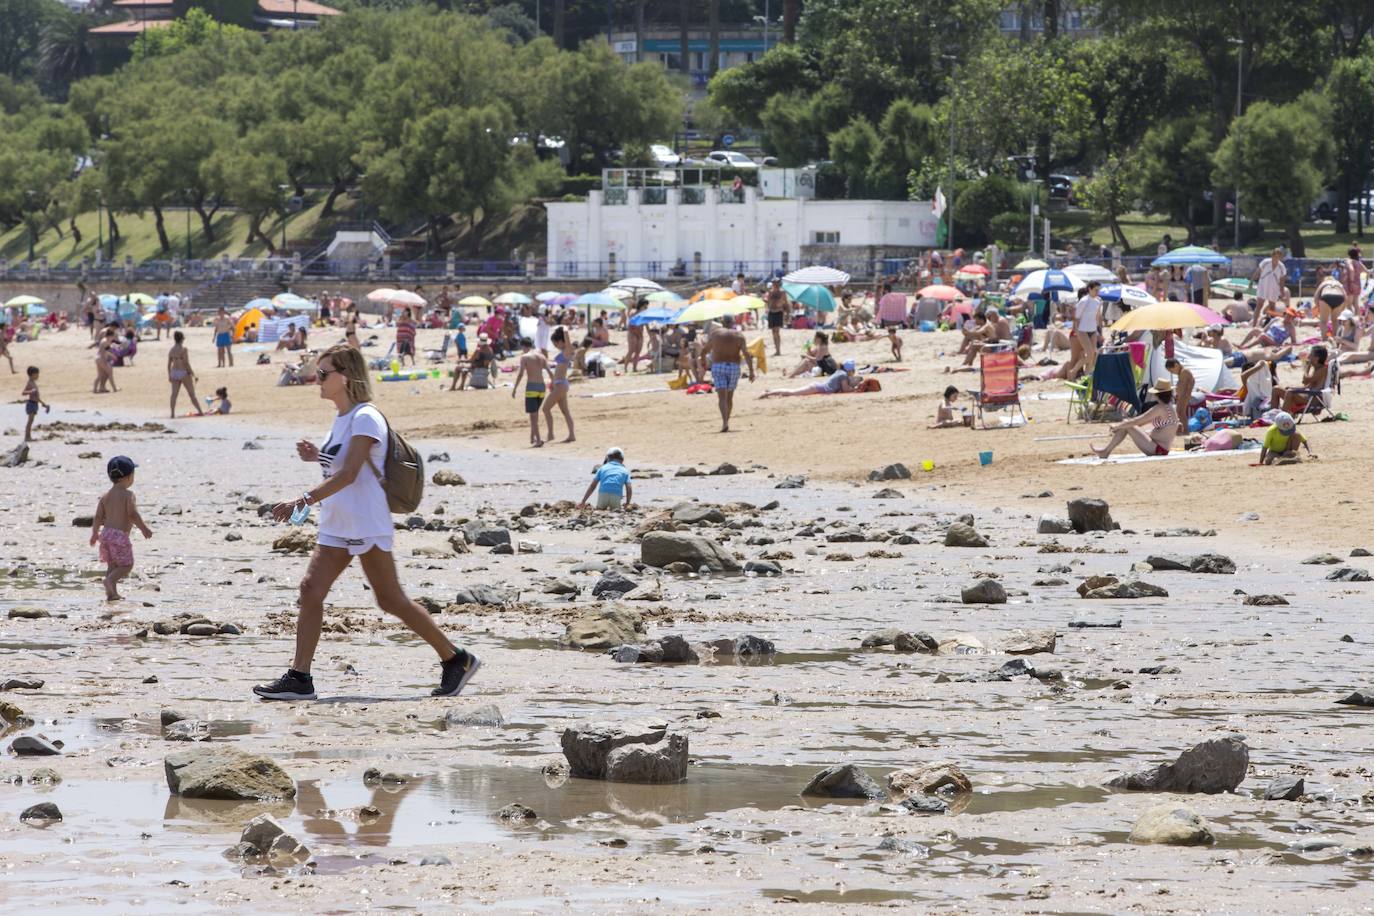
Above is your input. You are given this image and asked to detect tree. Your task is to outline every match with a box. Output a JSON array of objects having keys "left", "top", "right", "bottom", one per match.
[
  {"left": 708, "top": 42, "right": 818, "bottom": 129},
  {"left": 486, "top": 3, "right": 537, "bottom": 43},
  {"left": 130, "top": 8, "right": 250, "bottom": 62},
  {"left": 827, "top": 117, "right": 879, "bottom": 198},
  {"left": 1212, "top": 96, "right": 1332, "bottom": 256},
  {"left": 1077, "top": 153, "right": 1137, "bottom": 248},
  {"left": 0, "top": 0, "right": 59, "bottom": 83},
  {"left": 868, "top": 99, "right": 938, "bottom": 200},
  {"left": 1325, "top": 53, "right": 1374, "bottom": 234},
  {"left": 39, "top": 7, "right": 104, "bottom": 94},
  {"left": 953, "top": 175, "right": 1020, "bottom": 247},
  {"left": 1135, "top": 113, "right": 1214, "bottom": 244},
  {"left": 782, "top": 0, "right": 798, "bottom": 42}
]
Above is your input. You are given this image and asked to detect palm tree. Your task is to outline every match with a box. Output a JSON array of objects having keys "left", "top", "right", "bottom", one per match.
[
  {"left": 783, "top": 0, "right": 798, "bottom": 43},
  {"left": 40, "top": 10, "right": 102, "bottom": 91}
]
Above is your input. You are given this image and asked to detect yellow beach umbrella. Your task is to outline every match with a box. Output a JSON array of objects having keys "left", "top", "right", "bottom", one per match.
[
  {"left": 1013, "top": 258, "right": 1049, "bottom": 271},
  {"left": 1110, "top": 301, "right": 1212, "bottom": 332},
  {"left": 459, "top": 295, "right": 492, "bottom": 307},
  {"left": 670, "top": 299, "right": 756, "bottom": 323},
  {"left": 4, "top": 295, "right": 44, "bottom": 308},
  {"left": 687, "top": 286, "right": 737, "bottom": 304}
]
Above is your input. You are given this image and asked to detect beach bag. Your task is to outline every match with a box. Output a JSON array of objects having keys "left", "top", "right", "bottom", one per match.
[
  {"left": 358, "top": 409, "right": 424, "bottom": 514},
  {"left": 857, "top": 377, "right": 882, "bottom": 393}
]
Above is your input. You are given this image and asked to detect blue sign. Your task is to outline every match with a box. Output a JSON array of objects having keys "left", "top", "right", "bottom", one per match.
[{"left": 722, "top": 134, "right": 735, "bottom": 148}]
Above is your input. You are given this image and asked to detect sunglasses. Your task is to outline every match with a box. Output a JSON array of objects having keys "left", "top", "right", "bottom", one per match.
[{"left": 317, "top": 366, "right": 335, "bottom": 380}]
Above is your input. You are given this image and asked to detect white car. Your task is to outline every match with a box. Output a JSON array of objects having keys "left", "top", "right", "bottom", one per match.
[
  {"left": 706, "top": 150, "right": 758, "bottom": 170},
  {"left": 651, "top": 144, "right": 681, "bottom": 167}
]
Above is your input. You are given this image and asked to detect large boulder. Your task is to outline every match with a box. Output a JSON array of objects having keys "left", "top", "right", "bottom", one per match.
[
  {"left": 671, "top": 505, "right": 726, "bottom": 525},
  {"left": 165, "top": 748, "right": 296, "bottom": 800},
  {"left": 887, "top": 761, "right": 972, "bottom": 799},
  {"left": 1067, "top": 498, "right": 1114, "bottom": 533},
  {"left": 1129, "top": 804, "right": 1215, "bottom": 846},
  {"left": 1106, "top": 736, "right": 1249, "bottom": 794},
  {"left": 1037, "top": 515, "right": 1072, "bottom": 535},
  {"left": 944, "top": 523, "right": 989, "bottom": 548},
  {"left": 604, "top": 733, "right": 689, "bottom": 784},
  {"left": 801, "top": 764, "right": 886, "bottom": 800},
  {"left": 640, "top": 531, "right": 741, "bottom": 573},
  {"left": 560, "top": 721, "right": 670, "bottom": 779},
  {"left": 961, "top": 579, "right": 1007, "bottom": 604},
  {"left": 560, "top": 608, "right": 645, "bottom": 650},
  {"left": 240, "top": 813, "right": 311, "bottom": 863}
]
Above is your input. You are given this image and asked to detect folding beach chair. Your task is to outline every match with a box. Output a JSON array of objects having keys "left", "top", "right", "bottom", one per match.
[
  {"left": 1294, "top": 354, "right": 1341, "bottom": 424},
  {"left": 967, "top": 349, "right": 1025, "bottom": 429},
  {"left": 425, "top": 333, "right": 451, "bottom": 363}
]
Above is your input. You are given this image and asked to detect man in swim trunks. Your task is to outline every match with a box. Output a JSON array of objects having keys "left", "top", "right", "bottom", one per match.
[
  {"left": 765, "top": 278, "right": 787, "bottom": 356},
  {"left": 706, "top": 313, "right": 755, "bottom": 433},
  {"left": 212, "top": 307, "right": 234, "bottom": 368}
]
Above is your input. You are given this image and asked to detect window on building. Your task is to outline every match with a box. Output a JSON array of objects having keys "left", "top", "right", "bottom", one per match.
[
  {"left": 745, "top": 52, "right": 756, "bottom": 63},
  {"left": 692, "top": 51, "right": 704, "bottom": 71},
  {"left": 999, "top": 10, "right": 1019, "bottom": 30},
  {"left": 813, "top": 231, "right": 840, "bottom": 244}
]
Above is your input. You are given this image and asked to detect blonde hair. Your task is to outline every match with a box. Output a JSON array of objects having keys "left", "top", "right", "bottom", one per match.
[{"left": 320, "top": 344, "right": 372, "bottom": 404}]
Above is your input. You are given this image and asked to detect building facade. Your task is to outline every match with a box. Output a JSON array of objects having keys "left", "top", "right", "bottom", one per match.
[{"left": 609, "top": 28, "right": 771, "bottom": 88}]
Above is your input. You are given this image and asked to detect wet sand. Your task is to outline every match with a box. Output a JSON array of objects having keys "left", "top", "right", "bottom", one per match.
[{"left": 2, "top": 327, "right": 1374, "bottom": 912}]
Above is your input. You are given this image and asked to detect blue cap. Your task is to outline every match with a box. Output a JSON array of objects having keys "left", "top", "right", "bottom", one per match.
[
  {"left": 107, "top": 455, "right": 137, "bottom": 481},
  {"left": 842, "top": 359, "right": 856, "bottom": 372}
]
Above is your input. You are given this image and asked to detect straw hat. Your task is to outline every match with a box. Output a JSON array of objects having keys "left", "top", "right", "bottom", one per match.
[
  {"left": 1273, "top": 411, "right": 1296, "bottom": 434},
  {"left": 1150, "top": 378, "right": 1173, "bottom": 394}
]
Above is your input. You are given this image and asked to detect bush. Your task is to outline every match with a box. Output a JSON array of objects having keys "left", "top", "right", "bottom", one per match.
[
  {"left": 954, "top": 176, "right": 1020, "bottom": 247},
  {"left": 989, "top": 211, "right": 1030, "bottom": 249},
  {"left": 558, "top": 175, "right": 601, "bottom": 197},
  {"left": 814, "top": 162, "right": 846, "bottom": 200}
]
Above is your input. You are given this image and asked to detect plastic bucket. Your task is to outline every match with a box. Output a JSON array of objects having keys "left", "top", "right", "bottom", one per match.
[
  {"left": 978, "top": 451, "right": 993, "bottom": 467},
  {"left": 918, "top": 320, "right": 937, "bottom": 332},
  {"left": 921, "top": 460, "right": 934, "bottom": 472}
]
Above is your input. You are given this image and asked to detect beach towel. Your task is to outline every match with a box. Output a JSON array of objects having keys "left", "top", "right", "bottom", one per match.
[
  {"left": 748, "top": 337, "right": 767, "bottom": 374},
  {"left": 1057, "top": 443, "right": 1259, "bottom": 465}
]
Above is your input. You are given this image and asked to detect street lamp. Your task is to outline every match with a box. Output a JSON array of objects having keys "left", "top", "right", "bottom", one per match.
[
  {"left": 278, "top": 184, "right": 290, "bottom": 255},
  {"left": 97, "top": 190, "right": 104, "bottom": 263},
  {"left": 1229, "top": 36, "right": 1244, "bottom": 250},
  {"left": 942, "top": 54, "right": 958, "bottom": 251},
  {"left": 184, "top": 189, "right": 194, "bottom": 261},
  {"left": 24, "top": 191, "right": 37, "bottom": 262}
]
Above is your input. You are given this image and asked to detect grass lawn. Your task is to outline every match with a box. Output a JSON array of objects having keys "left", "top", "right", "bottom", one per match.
[
  {"left": 1050, "top": 209, "right": 1374, "bottom": 259},
  {"left": 0, "top": 193, "right": 355, "bottom": 265}
]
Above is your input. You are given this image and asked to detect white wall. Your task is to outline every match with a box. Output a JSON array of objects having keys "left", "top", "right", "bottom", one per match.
[{"left": 544, "top": 191, "right": 938, "bottom": 279}]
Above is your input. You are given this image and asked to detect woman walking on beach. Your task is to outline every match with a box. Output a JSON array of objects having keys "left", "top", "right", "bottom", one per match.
[
  {"left": 542, "top": 326, "right": 575, "bottom": 443},
  {"left": 256, "top": 344, "right": 481, "bottom": 701},
  {"left": 167, "top": 331, "right": 205, "bottom": 418},
  {"left": 91, "top": 327, "right": 118, "bottom": 393}
]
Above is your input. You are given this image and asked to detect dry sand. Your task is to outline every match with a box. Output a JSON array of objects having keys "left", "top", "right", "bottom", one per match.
[{"left": 0, "top": 322, "right": 1372, "bottom": 913}]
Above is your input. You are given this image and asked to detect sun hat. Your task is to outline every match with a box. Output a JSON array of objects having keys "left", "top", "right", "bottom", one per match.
[
  {"left": 1339, "top": 309, "right": 1356, "bottom": 322},
  {"left": 842, "top": 359, "right": 856, "bottom": 372},
  {"left": 1150, "top": 378, "right": 1173, "bottom": 394},
  {"left": 1273, "top": 411, "right": 1296, "bottom": 434}
]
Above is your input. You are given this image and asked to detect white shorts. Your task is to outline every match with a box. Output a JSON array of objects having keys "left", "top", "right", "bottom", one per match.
[
  {"left": 317, "top": 533, "right": 394, "bottom": 556},
  {"left": 595, "top": 491, "right": 623, "bottom": 509}
]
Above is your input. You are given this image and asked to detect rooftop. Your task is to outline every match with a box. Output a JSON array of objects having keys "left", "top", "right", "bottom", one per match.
[
  {"left": 90, "top": 18, "right": 174, "bottom": 34},
  {"left": 256, "top": 0, "right": 342, "bottom": 17}
]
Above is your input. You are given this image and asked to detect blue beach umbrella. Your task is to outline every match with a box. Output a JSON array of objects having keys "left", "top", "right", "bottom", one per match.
[
  {"left": 1152, "top": 245, "right": 1231, "bottom": 267},
  {"left": 782, "top": 282, "right": 837, "bottom": 312},
  {"left": 570, "top": 292, "right": 626, "bottom": 309},
  {"left": 629, "top": 305, "right": 683, "bottom": 326},
  {"left": 1013, "top": 269, "right": 1077, "bottom": 299}
]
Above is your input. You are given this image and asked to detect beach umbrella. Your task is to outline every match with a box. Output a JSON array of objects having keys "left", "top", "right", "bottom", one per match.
[
  {"left": 645, "top": 290, "right": 683, "bottom": 303},
  {"left": 599, "top": 286, "right": 635, "bottom": 300},
  {"left": 608, "top": 277, "right": 663, "bottom": 295},
  {"left": 916, "top": 284, "right": 964, "bottom": 300},
  {"left": 366, "top": 288, "right": 399, "bottom": 302},
  {"left": 782, "top": 265, "right": 850, "bottom": 286},
  {"left": 670, "top": 299, "right": 756, "bottom": 323},
  {"left": 26, "top": 304, "right": 49, "bottom": 317},
  {"left": 384, "top": 289, "right": 426, "bottom": 308},
  {"left": 732, "top": 295, "right": 768, "bottom": 311},
  {"left": 548, "top": 293, "right": 578, "bottom": 306},
  {"left": 1013, "top": 269, "right": 1077, "bottom": 298},
  {"left": 115, "top": 299, "right": 139, "bottom": 319},
  {"left": 459, "top": 295, "right": 493, "bottom": 307},
  {"left": 1211, "top": 277, "right": 1257, "bottom": 297},
  {"left": 4, "top": 295, "right": 44, "bottom": 308},
  {"left": 629, "top": 305, "right": 683, "bottom": 326},
  {"left": 1064, "top": 263, "right": 1117, "bottom": 284},
  {"left": 272, "top": 292, "right": 313, "bottom": 310},
  {"left": 1152, "top": 245, "right": 1230, "bottom": 267},
  {"left": 783, "top": 283, "right": 837, "bottom": 312},
  {"left": 1099, "top": 285, "right": 1156, "bottom": 308},
  {"left": 687, "top": 286, "right": 737, "bottom": 304},
  {"left": 1013, "top": 258, "right": 1049, "bottom": 271},
  {"left": 1186, "top": 303, "right": 1228, "bottom": 325},
  {"left": 493, "top": 292, "right": 533, "bottom": 305},
  {"left": 97, "top": 294, "right": 119, "bottom": 309},
  {"left": 957, "top": 263, "right": 989, "bottom": 276},
  {"left": 245, "top": 297, "right": 274, "bottom": 311},
  {"left": 571, "top": 292, "right": 627, "bottom": 309},
  {"left": 1110, "top": 301, "right": 1215, "bottom": 332},
  {"left": 953, "top": 268, "right": 987, "bottom": 281},
  {"left": 127, "top": 293, "right": 156, "bottom": 306},
  {"left": 534, "top": 291, "right": 563, "bottom": 302}
]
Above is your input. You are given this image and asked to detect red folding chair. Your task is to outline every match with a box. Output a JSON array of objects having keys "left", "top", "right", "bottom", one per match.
[{"left": 968, "top": 349, "right": 1026, "bottom": 429}]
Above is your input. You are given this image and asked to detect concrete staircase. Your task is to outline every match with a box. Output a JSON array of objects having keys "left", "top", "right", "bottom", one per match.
[{"left": 188, "top": 273, "right": 288, "bottom": 311}]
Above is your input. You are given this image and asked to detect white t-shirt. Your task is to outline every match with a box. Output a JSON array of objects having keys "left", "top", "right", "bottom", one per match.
[
  {"left": 730, "top": 278, "right": 746, "bottom": 295},
  {"left": 1074, "top": 295, "right": 1102, "bottom": 333},
  {"left": 318, "top": 403, "right": 392, "bottom": 540}
]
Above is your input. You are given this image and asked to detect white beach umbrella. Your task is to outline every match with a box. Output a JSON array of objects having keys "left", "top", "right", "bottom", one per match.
[{"left": 782, "top": 265, "right": 850, "bottom": 285}]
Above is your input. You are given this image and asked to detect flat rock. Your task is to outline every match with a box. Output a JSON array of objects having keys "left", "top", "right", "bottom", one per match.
[
  {"left": 860, "top": 629, "right": 905, "bottom": 648},
  {"left": 1129, "top": 804, "right": 1214, "bottom": 845},
  {"left": 961, "top": 579, "right": 1007, "bottom": 604},
  {"left": 0, "top": 677, "right": 42, "bottom": 692},
  {"left": 271, "top": 530, "right": 314, "bottom": 554},
  {"left": 1083, "top": 580, "right": 1168, "bottom": 599},
  {"left": 640, "top": 531, "right": 740, "bottom": 573},
  {"left": 560, "top": 608, "right": 644, "bottom": 649},
  {"left": 1335, "top": 690, "right": 1374, "bottom": 707},
  {"left": 893, "top": 631, "right": 939, "bottom": 654},
  {"left": 7, "top": 607, "right": 49, "bottom": 620},
  {"left": 453, "top": 584, "right": 508, "bottom": 606},
  {"left": 1106, "top": 736, "right": 1249, "bottom": 794},
  {"left": 605, "top": 733, "right": 689, "bottom": 784},
  {"left": 888, "top": 761, "right": 972, "bottom": 798},
  {"left": 710, "top": 463, "right": 738, "bottom": 476},
  {"left": 495, "top": 803, "right": 537, "bottom": 821},
  {"left": 1326, "top": 567, "right": 1372, "bottom": 582},
  {"left": 543, "top": 578, "right": 580, "bottom": 596},
  {"left": 1302, "top": 553, "right": 1343, "bottom": 565},
  {"left": 744, "top": 560, "right": 782, "bottom": 576},
  {"left": 1067, "top": 498, "right": 1114, "bottom": 533},
  {"left": 621, "top": 579, "right": 663, "bottom": 601},
  {"left": 706, "top": 634, "right": 776, "bottom": 657},
  {"left": 1264, "top": 775, "right": 1305, "bottom": 801},
  {"left": 868, "top": 463, "right": 911, "bottom": 481},
  {"left": 672, "top": 505, "right": 726, "bottom": 525},
  {"left": 774, "top": 475, "right": 805, "bottom": 489},
  {"left": 674, "top": 466, "right": 701, "bottom": 477},
  {"left": 801, "top": 763, "right": 886, "bottom": 800},
  {"left": 1189, "top": 553, "right": 1236, "bottom": 574},
  {"left": 10, "top": 736, "right": 60, "bottom": 756},
  {"left": 1143, "top": 555, "right": 1191, "bottom": 571},
  {"left": 431, "top": 470, "right": 466, "bottom": 486},
  {"left": 591, "top": 571, "right": 639, "bottom": 599},
  {"left": 444, "top": 704, "right": 504, "bottom": 727},
  {"left": 944, "top": 523, "right": 988, "bottom": 548},
  {"left": 873, "top": 488, "right": 904, "bottom": 499},
  {"left": 883, "top": 796, "right": 949, "bottom": 815},
  {"left": 1001, "top": 628, "right": 1057, "bottom": 655},
  {"left": 165, "top": 748, "right": 296, "bottom": 800},
  {"left": 1243, "top": 594, "right": 1289, "bottom": 606},
  {"left": 462, "top": 522, "right": 511, "bottom": 547},
  {"left": 560, "top": 721, "right": 670, "bottom": 779},
  {"left": 20, "top": 802, "right": 61, "bottom": 825},
  {"left": 959, "top": 658, "right": 1061, "bottom": 683}
]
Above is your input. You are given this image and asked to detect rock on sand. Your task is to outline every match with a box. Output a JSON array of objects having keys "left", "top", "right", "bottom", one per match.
[
  {"left": 165, "top": 748, "right": 296, "bottom": 800},
  {"left": 1129, "top": 804, "right": 1215, "bottom": 845}
]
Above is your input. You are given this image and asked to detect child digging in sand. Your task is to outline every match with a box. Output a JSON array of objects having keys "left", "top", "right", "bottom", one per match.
[{"left": 90, "top": 455, "right": 152, "bottom": 600}]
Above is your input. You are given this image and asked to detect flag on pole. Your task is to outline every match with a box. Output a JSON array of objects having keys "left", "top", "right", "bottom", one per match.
[{"left": 932, "top": 186, "right": 947, "bottom": 217}]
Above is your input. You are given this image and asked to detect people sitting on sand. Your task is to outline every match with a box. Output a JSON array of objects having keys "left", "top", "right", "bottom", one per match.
[
  {"left": 958, "top": 308, "right": 1012, "bottom": 368},
  {"left": 786, "top": 331, "right": 837, "bottom": 378},
  {"left": 1238, "top": 307, "right": 1297, "bottom": 350},
  {"left": 929, "top": 385, "right": 965, "bottom": 428},
  {"left": 1332, "top": 309, "right": 1362, "bottom": 353},
  {"left": 760, "top": 360, "right": 858, "bottom": 398},
  {"left": 1258, "top": 411, "right": 1312, "bottom": 465},
  {"left": 468, "top": 335, "right": 495, "bottom": 389},
  {"left": 1274, "top": 345, "right": 1330, "bottom": 415},
  {"left": 1240, "top": 357, "right": 1277, "bottom": 418},
  {"left": 1089, "top": 379, "right": 1178, "bottom": 458}
]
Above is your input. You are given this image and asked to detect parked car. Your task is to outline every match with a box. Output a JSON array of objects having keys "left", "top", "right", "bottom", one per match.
[
  {"left": 1047, "top": 174, "right": 1076, "bottom": 202},
  {"left": 651, "top": 144, "right": 681, "bottom": 167},
  {"left": 1349, "top": 193, "right": 1374, "bottom": 223},
  {"left": 706, "top": 150, "right": 759, "bottom": 170}
]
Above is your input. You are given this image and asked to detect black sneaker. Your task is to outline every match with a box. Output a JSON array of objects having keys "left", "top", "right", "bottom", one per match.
[
  {"left": 432, "top": 651, "right": 481, "bottom": 697},
  {"left": 253, "top": 670, "right": 317, "bottom": 701}
]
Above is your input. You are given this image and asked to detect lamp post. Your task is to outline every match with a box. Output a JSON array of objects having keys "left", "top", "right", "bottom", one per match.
[
  {"left": 278, "top": 184, "right": 290, "bottom": 255},
  {"left": 24, "top": 191, "right": 36, "bottom": 262},
  {"left": 942, "top": 54, "right": 958, "bottom": 251},
  {"left": 97, "top": 190, "right": 104, "bottom": 263},
  {"left": 184, "top": 190, "right": 193, "bottom": 261},
  {"left": 1229, "top": 36, "right": 1244, "bottom": 250}
]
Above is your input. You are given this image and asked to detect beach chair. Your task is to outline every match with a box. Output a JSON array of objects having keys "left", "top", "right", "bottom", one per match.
[
  {"left": 1089, "top": 350, "right": 1144, "bottom": 416},
  {"left": 967, "top": 349, "right": 1025, "bottom": 429},
  {"left": 367, "top": 342, "right": 396, "bottom": 370},
  {"left": 1294, "top": 354, "right": 1341, "bottom": 424},
  {"left": 425, "top": 333, "right": 451, "bottom": 364},
  {"left": 1065, "top": 375, "right": 1093, "bottom": 423}
]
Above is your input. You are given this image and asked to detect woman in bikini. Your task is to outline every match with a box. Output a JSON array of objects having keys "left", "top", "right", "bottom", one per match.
[
  {"left": 167, "top": 330, "right": 205, "bottom": 418},
  {"left": 91, "top": 327, "right": 118, "bottom": 393},
  {"left": 1089, "top": 380, "right": 1178, "bottom": 458},
  {"left": 541, "top": 326, "right": 576, "bottom": 443}
]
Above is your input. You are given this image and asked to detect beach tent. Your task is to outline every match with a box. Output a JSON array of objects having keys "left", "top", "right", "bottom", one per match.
[
  {"left": 1149, "top": 339, "right": 1235, "bottom": 393},
  {"left": 234, "top": 307, "right": 264, "bottom": 342}
]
